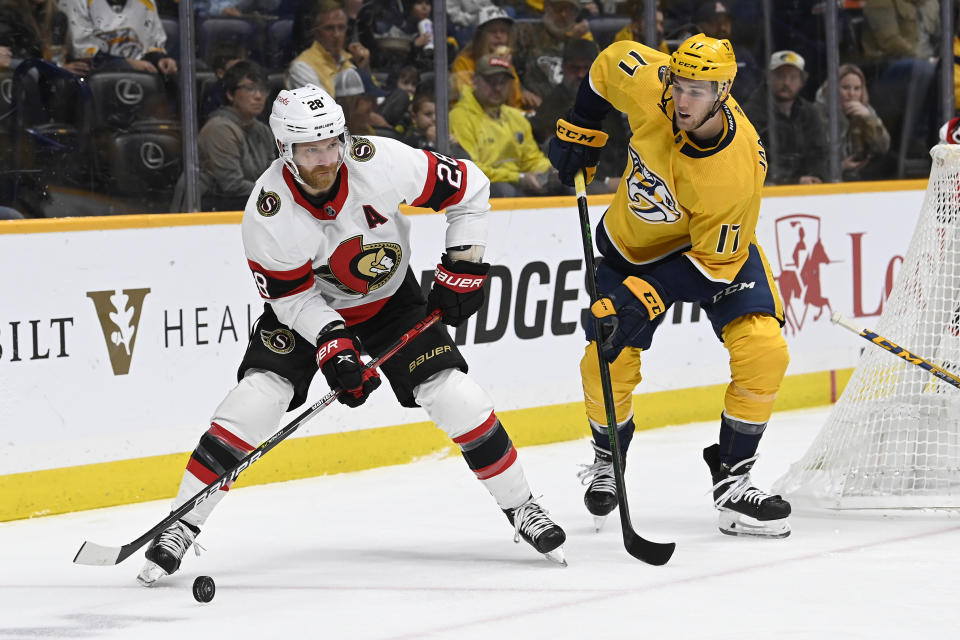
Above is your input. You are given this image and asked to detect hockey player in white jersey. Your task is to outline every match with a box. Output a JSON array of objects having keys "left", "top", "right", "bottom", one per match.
[{"left": 137, "top": 84, "right": 566, "bottom": 586}]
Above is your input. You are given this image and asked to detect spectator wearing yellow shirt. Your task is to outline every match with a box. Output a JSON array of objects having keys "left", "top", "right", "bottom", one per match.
[
  {"left": 451, "top": 6, "right": 540, "bottom": 109},
  {"left": 954, "top": 33, "right": 959, "bottom": 110},
  {"left": 450, "top": 54, "right": 556, "bottom": 197},
  {"left": 286, "top": 0, "right": 355, "bottom": 93}
]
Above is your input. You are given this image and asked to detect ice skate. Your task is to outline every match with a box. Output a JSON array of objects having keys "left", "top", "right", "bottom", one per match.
[
  {"left": 576, "top": 443, "right": 619, "bottom": 532},
  {"left": 136, "top": 520, "right": 201, "bottom": 586},
  {"left": 504, "top": 496, "right": 568, "bottom": 566},
  {"left": 703, "top": 444, "right": 791, "bottom": 538}
]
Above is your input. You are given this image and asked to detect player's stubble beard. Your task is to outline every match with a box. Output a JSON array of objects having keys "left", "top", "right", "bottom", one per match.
[{"left": 300, "top": 163, "right": 339, "bottom": 195}]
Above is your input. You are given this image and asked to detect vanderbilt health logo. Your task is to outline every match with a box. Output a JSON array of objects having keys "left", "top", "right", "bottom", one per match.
[{"left": 86, "top": 288, "right": 151, "bottom": 375}]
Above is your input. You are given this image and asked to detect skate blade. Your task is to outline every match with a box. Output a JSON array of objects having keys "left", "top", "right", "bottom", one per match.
[
  {"left": 544, "top": 547, "right": 568, "bottom": 567},
  {"left": 136, "top": 560, "right": 169, "bottom": 587},
  {"left": 718, "top": 511, "right": 791, "bottom": 539},
  {"left": 592, "top": 515, "right": 608, "bottom": 533}
]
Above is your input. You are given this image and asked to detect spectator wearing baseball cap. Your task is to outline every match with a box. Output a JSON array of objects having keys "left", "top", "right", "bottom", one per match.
[
  {"left": 450, "top": 53, "right": 556, "bottom": 197},
  {"left": 695, "top": 1, "right": 761, "bottom": 103},
  {"left": 447, "top": 0, "right": 497, "bottom": 30},
  {"left": 333, "top": 68, "right": 393, "bottom": 137},
  {"left": 742, "top": 50, "right": 828, "bottom": 185},
  {"left": 512, "top": 0, "right": 594, "bottom": 103},
  {"left": 451, "top": 6, "right": 536, "bottom": 109},
  {"left": 768, "top": 49, "right": 806, "bottom": 74}
]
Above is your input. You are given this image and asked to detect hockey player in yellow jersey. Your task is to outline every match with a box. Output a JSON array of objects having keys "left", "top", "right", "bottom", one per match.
[{"left": 548, "top": 34, "right": 792, "bottom": 538}]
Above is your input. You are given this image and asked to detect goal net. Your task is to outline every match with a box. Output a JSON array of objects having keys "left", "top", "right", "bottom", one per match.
[{"left": 773, "top": 144, "right": 960, "bottom": 509}]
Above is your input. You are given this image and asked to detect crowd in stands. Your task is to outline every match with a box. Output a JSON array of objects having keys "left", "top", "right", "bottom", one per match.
[{"left": 0, "top": 0, "right": 956, "bottom": 217}]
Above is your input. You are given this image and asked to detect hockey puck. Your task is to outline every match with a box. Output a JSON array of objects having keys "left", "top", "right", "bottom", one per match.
[{"left": 192, "top": 575, "right": 216, "bottom": 603}]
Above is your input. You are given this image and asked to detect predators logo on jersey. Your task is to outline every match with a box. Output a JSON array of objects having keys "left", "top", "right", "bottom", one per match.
[
  {"left": 625, "top": 145, "right": 682, "bottom": 224},
  {"left": 315, "top": 235, "right": 402, "bottom": 295}
]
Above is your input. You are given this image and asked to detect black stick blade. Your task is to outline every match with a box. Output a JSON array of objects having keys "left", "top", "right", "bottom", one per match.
[{"left": 625, "top": 535, "right": 675, "bottom": 566}]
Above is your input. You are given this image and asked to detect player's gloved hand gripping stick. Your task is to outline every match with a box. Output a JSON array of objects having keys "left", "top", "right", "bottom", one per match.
[
  {"left": 74, "top": 310, "right": 443, "bottom": 567},
  {"left": 316, "top": 327, "right": 381, "bottom": 407},
  {"left": 574, "top": 170, "right": 676, "bottom": 566},
  {"left": 427, "top": 253, "right": 491, "bottom": 327},
  {"left": 591, "top": 276, "right": 668, "bottom": 363},
  {"left": 549, "top": 112, "right": 609, "bottom": 187}
]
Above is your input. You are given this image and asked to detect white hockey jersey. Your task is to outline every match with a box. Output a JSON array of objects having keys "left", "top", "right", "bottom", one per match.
[
  {"left": 242, "top": 135, "right": 491, "bottom": 343},
  {"left": 60, "top": 0, "right": 167, "bottom": 60}
]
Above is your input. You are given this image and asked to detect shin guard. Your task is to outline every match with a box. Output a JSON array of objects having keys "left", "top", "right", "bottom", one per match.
[
  {"left": 415, "top": 369, "right": 531, "bottom": 509},
  {"left": 172, "top": 370, "right": 294, "bottom": 527},
  {"left": 722, "top": 314, "right": 789, "bottom": 425},
  {"left": 580, "top": 342, "right": 642, "bottom": 427}
]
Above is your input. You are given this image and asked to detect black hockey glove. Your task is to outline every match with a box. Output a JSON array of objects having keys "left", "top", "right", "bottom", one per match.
[
  {"left": 427, "top": 253, "right": 491, "bottom": 327},
  {"left": 591, "top": 276, "right": 668, "bottom": 362},
  {"left": 316, "top": 328, "right": 381, "bottom": 408},
  {"left": 548, "top": 110, "right": 609, "bottom": 187}
]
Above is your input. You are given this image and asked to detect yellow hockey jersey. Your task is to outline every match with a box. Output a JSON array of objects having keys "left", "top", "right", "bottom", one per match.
[{"left": 589, "top": 41, "right": 768, "bottom": 284}]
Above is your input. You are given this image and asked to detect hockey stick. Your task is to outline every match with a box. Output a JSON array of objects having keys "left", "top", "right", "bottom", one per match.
[
  {"left": 831, "top": 312, "right": 960, "bottom": 390},
  {"left": 74, "top": 310, "right": 443, "bottom": 567},
  {"left": 573, "top": 170, "right": 676, "bottom": 566}
]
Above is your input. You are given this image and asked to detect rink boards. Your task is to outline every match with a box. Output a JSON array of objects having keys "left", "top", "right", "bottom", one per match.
[{"left": 0, "top": 180, "right": 927, "bottom": 520}]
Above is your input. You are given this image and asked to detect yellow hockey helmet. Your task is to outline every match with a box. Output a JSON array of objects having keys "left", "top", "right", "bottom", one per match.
[{"left": 669, "top": 33, "right": 737, "bottom": 99}]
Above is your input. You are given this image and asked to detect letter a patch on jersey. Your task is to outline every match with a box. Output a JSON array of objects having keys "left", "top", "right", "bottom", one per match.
[{"left": 363, "top": 204, "right": 388, "bottom": 228}]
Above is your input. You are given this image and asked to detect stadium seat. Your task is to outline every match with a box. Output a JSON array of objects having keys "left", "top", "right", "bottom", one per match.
[
  {"left": 84, "top": 71, "right": 169, "bottom": 130},
  {"left": 0, "top": 70, "right": 14, "bottom": 136},
  {"left": 198, "top": 18, "right": 258, "bottom": 64},
  {"left": 100, "top": 125, "right": 182, "bottom": 195},
  {"left": 161, "top": 18, "right": 180, "bottom": 60},
  {"left": 194, "top": 71, "right": 223, "bottom": 122},
  {"left": 195, "top": 70, "right": 218, "bottom": 98},
  {"left": 264, "top": 19, "right": 294, "bottom": 71},
  {"left": 7, "top": 62, "right": 88, "bottom": 187},
  {"left": 0, "top": 70, "right": 14, "bottom": 178},
  {"left": 588, "top": 16, "right": 630, "bottom": 49}
]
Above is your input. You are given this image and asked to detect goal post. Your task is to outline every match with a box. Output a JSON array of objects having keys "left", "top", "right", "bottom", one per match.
[{"left": 773, "top": 144, "right": 960, "bottom": 509}]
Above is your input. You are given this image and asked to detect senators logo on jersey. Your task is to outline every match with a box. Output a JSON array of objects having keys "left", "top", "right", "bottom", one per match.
[
  {"left": 350, "top": 137, "right": 376, "bottom": 162},
  {"left": 257, "top": 188, "right": 281, "bottom": 216},
  {"left": 260, "top": 328, "right": 296, "bottom": 354},
  {"left": 315, "top": 235, "right": 402, "bottom": 295},
  {"left": 625, "top": 145, "right": 682, "bottom": 223}
]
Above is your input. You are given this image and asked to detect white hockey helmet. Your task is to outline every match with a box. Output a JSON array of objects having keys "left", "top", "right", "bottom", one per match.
[{"left": 269, "top": 84, "right": 350, "bottom": 184}]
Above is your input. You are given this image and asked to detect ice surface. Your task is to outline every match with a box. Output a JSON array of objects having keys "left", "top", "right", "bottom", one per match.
[{"left": 1, "top": 407, "right": 958, "bottom": 639}]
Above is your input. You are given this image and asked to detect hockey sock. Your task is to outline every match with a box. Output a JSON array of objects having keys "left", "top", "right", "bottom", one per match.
[
  {"left": 414, "top": 369, "right": 532, "bottom": 509},
  {"left": 590, "top": 417, "right": 636, "bottom": 459},
  {"left": 718, "top": 412, "right": 765, "bottom": 467},
  {"left": 173, "top": 422, "right": 254, "bottom": 527},
  {"left": 453, "top": 412, "right": 530, "bottom": 509}
]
